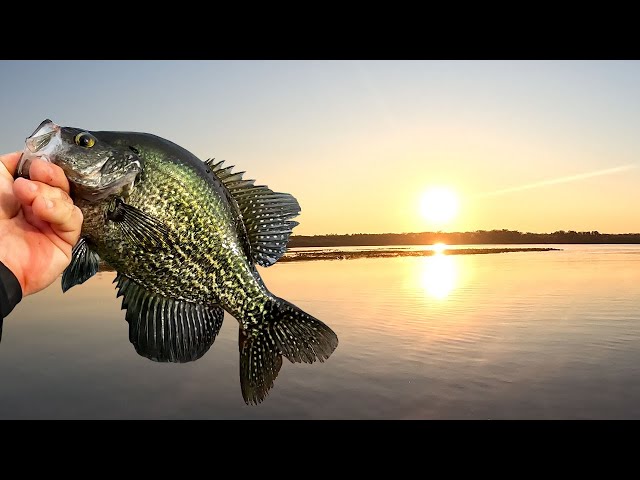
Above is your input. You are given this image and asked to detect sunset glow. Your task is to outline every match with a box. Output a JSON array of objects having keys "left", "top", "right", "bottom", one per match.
[
  {"left": 432, "top": 243, "right": 447, "bottom": 254},
  {"left": 420, "top": 187, "right": 460, "bottom": 226}
]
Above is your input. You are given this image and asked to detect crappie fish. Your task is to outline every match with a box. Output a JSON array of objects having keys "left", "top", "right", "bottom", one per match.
[{"left": 16, "top": 119, "right": 339, "bottom": 404}]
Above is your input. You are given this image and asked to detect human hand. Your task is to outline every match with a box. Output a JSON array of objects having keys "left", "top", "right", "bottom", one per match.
[{"left": 0, "top": 151, "right": 83, "bottom": 297}]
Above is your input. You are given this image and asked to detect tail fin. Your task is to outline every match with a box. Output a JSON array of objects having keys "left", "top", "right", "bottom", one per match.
[
  {"left": 265, "top": 297, "right": 338, "bottom": 364},
  {"left": 238, "top": 298, "right": 338, "bottom": 404}
]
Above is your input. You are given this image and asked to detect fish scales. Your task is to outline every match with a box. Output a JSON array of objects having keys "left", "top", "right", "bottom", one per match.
[{"left": 78, "top": 144, "right": 263, "bottom": 319}]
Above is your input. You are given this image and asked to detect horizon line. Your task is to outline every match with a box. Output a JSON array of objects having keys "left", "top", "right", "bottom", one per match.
[{"left": 291, "top": 229, "right": 640, "bottom": 237}]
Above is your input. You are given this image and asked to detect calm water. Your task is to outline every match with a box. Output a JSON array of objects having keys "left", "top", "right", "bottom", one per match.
[{"left": 1, "top": 244, "right": 639, "bottom": 419}]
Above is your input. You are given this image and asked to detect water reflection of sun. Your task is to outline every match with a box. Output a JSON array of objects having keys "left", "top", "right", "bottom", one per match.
[
  {"left": 432, "top": 242, "right": 447, "bottom": 254},
  {"left": 421, "top": 253, "right": 458, "bottom": 300}
]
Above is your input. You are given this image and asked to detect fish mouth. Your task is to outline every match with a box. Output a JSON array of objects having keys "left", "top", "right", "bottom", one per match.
[{"left": 16, "top": 119, "right": 62, "bottom": 178}]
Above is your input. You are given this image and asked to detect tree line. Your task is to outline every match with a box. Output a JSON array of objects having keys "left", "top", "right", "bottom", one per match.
[{"left": 288, "top": 230, "right": 640, "bottom": 247}]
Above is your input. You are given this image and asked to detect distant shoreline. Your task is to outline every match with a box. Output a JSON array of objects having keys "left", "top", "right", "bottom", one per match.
[
  {"left": 287, "top": 230, "right": 640, "bottom": 247},
  {"left": 97, "top": 246, "right": 563, "bottom": 271},
  {"left": 280, "top": 247, "right": 561, "bottom": 263}
]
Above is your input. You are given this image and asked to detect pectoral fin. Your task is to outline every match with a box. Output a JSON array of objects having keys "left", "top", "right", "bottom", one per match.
[{"left": 107, "top": 197, "right": 170, "bottom": 249}]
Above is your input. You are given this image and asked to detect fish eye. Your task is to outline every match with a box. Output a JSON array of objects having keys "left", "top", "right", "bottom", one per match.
[{"left": 74, "top": 132, "right": 96, "bottom": 148}]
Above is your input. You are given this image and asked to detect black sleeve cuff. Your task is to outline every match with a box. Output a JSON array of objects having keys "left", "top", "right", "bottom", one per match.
[{"left": 0, "top": 261, "right": 22, "bottom": 319}]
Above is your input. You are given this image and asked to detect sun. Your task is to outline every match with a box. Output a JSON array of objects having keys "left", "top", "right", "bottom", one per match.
[{"left": 420, "top": 187, "right": 459, "bottom": 225}]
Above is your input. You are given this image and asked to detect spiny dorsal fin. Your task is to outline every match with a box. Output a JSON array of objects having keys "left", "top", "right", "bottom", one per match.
[
  {"left": 114, "top": 274, "right": 224, "bottom": 363},
  {"left": 205, "top": 158, "right": 300, "bottom": 267}
]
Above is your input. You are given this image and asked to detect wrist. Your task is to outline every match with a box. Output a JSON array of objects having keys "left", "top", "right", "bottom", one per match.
[
  {"left": 0, "top": 224, "right": 27, "bottom": 296},
  {"left": 0, "top": 259, "right": 23, "bottom": 318}
]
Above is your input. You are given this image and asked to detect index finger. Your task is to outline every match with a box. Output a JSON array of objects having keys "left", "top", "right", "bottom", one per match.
[
  {"left": 0, "top": 151, "right": 22, "bottom": 178},
  {"left": 28, "top": 158, "right": 71, "bottom": 195}
]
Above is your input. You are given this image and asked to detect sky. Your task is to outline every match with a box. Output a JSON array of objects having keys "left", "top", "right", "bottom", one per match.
[{"left": 1, "top": 60, "right": 639, "bottom": 235}]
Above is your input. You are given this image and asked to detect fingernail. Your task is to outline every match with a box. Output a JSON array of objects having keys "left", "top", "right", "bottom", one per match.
[
  {"left": 45, "top": 199, "right": 54, "bottom": 209},
  {"left": 27, "top": 181, "right": 37, "bottom": 192}
]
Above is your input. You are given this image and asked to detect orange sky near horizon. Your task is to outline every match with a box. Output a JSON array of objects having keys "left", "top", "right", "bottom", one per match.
[{"left": 236, "top": 122, "right": 640, "bottom": 235}]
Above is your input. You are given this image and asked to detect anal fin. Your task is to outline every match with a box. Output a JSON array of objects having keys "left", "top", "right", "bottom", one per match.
[{"left": 114, "top": 274, "right": 224, "bottom": 363}]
